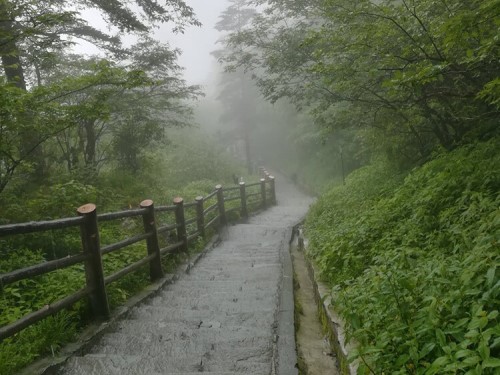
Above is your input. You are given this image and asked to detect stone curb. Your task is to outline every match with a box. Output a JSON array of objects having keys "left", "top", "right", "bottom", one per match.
[
  {"left": 299, "top": 231, "right": 359, "bottom": 375},
  {"left": 273, "top": 226, "right": 298, "bottom": 375}
]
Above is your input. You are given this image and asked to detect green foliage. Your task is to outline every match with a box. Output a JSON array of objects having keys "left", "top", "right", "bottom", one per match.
[
  {"left": 160, "top": 130, "right": 247, "bottom": 191},
  {"left": 306, "top": 138, "right": 500, "bottom": 373},
  {"left": 0, "top": 312, "right": 77, "bottom": 375}
]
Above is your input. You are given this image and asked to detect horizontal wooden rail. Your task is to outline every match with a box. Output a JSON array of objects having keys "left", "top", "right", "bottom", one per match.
[
  {"left": 224, "top": 195, "right": 241, "bottom": 202},
  {"left": 205, "top": 216, "right": 219, "bottom": 230},
  {"left": 160, "top": 241, "right": 184, "bottom": 255},
  {"left": 0, "top": 217, "right": 83, "bottom": 237},
  {"left": 157, "top": 223, "right": 179, "bottom": 235},
  {"left": 101, "top": 233, "right": 152, "bottom": 256},
  {"left": 246, "top": 192, "right": 262, "bottom": 199},
  {"left": 203, "top": 202, "right": 218, "bottom": 216},
  {"left": 98, "top": 209, "right": 146, "bottom": 222},
  {"left": 1, "top": 253, "right": 88, "bottom": 286},
  {"left": 104, "top": 254, "right": 156, "bottom": 286},
  {"left": 246, "top": 181, "right": 261, "bottom": 188},
  {"left": 187, "top": 232, "right": 200, "bottom": 244},
  {"left": 0, "top": 287, "right": 90, "bottom": 341},
  {"left": 0, "top": 173, "right": 277, "bottom": 342},
  {"left": 203, "top": 190, "right": 218, "bottom": 201},
  {"left": 183, "top": 202, "right": 198, "bottom": 209},
  {"left": 184, "top": 217, "right": 197, "bottom": 226}
]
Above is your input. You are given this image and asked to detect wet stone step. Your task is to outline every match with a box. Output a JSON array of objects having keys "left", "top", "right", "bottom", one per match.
[
  {"left": 163, "top": 279, "right": 274, "bottom": 292},
  {"left": 141, "top": 295, "right": 277, "bottom": 312},
  {"left": 181, "top": 267, "right": 281, "bottom": 282},
  {"left": 188, "top": 262, "right": 281, "bottom": 271},
  {"left": 97, "top": 328, "right": 271, "bottom": 347},
  {"left": 195, "top": 254, "right": 279, "bottom": 267},
  {"left": 111, "top": 319, "right": 273, "bottom": 337},
  {"left": 61, "top": 354, "right": 272, "bottom": 375},
  {"left": 223, "top": 225, "right": 284, "bottom": 237},
  {"left": 90, "top": 332, "right": 272, "bottom": 360},
  {"left": 155, "top": 289, "right": 277, "bottom": 304},
  {"left": 125, "top": 307, "right": 275, "bottom": 327},
  {"left": 211, "top": 244, "right": 281, "bottom": 251}
]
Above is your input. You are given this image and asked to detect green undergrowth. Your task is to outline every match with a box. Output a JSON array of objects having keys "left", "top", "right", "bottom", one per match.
[{"left": 306, "top": 138, "right": 500, "bottom": 374}]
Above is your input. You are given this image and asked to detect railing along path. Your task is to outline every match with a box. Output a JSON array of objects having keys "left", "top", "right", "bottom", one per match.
[{"left": 0, "top": 170, "right": 276, "bottom": 342}]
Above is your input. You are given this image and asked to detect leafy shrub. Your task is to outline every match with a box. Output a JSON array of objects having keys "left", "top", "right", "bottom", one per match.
[
  {"left": 0, "top": 312, "right": 77, "bottom": 375},
  {"left": 306, "top": 138, "right": 500, "bottom": 373}
]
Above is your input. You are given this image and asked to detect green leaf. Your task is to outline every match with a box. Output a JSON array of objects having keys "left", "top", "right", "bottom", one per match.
[
  {"left": 482, "top": 357, "right": 500, "bottom": 368},
  {"left": 431, "top": 355, "right": 450, "bottom": 368},
  {"left": 478, "top": 339, "right": 490, "bottom": 360},
  {"left": 462, "top": 356, "right": 481, "bottom": 366},
  {"left": 486, "top": 267, "right": 496, "bottom": 288},
  {"left": 436, "top": 329, "right": 447, "bottom": 347},
  {"left": 420, "top": 342, "right": 436, "bottom": 358},
  {"left": 487, "top": 310, "right": 498, "bottom": 320},
  {"left": 455, "top": 349, "right": 473, "bottom": 359}
]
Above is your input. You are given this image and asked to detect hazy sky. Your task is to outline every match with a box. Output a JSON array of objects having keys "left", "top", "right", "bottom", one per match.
[
  {"left": 76, "top": 1, "right": 229, "bottom": 86},
  {"left": 155, "top": 0, "right": 230, "bottom": 85}
]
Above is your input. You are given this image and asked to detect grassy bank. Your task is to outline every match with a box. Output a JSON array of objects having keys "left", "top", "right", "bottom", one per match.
[{"left": 305, "top": 138, "right": 500, "bottom": 373}]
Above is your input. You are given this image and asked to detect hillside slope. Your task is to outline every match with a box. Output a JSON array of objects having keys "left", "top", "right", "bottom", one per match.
[{"left": 305, "top": 138, "right": 500, "bottom": 373}]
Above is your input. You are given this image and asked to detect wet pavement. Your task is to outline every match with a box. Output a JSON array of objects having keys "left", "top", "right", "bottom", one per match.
[{"left": 56, "top": 174, "right": 313, "bottom": 375}]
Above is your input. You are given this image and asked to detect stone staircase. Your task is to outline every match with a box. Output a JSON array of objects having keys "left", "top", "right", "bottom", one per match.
[{"left": 54, "top": 176, "right": 313, "bottom": 375}]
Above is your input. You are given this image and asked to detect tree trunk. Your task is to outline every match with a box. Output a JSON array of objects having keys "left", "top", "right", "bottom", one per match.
[
  {"left": 84, "top": 120, "right": 97, "bottom": 169},
  {"left": 0, "top": 3, "right": 26, "bottom": 90},
  {"left": 1, "top": 1, "right": 46, "bottom": 180}
]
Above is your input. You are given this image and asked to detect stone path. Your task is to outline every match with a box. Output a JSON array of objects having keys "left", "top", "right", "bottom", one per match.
[{"left": 55, "top": 175, "right": 313, "bottom": 375}]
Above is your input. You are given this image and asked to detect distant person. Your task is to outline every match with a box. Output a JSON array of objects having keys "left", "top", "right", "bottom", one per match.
[{"left": 291, "top": 173, "right": 297, "bottom": 184}]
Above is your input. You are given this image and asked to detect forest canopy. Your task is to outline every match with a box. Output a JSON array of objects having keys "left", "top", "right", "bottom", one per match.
[
  {"left": 0, "top": 0, "right": 202, "bottom": 194},
  {"left": 218, "top": 0, "right": 499, "bottom": 168}
]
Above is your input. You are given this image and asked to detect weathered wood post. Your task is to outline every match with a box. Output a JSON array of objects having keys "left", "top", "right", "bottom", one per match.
[
  {"left": 269, "top": 175, "right": 276, "bottom": 205},
  {"left": 77, "top": 203, "right": 110, "bottom": 320},
  {"left": 260, "top": 178, "right": 267, "bottom": 209},
  {"left": 239, "top": 181, "right": 248, "bottom": 220},
  {"left": 140, "top": 199, "right": 163, "bottom": 281},
  {"left": 216, "top": 184, "right": 227, "bottom": 226},
  {"left": 173, "top": 197, "right": 188, "bottom": 253},
  {"left": 259, "top": 166, "right": 265, "bottom": 178},
  {"left": 195, "top": 196, "right": 205, "bottom": 238}
]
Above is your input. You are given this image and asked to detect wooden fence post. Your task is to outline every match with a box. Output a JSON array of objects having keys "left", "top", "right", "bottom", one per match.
[
  {"left": 269, "top": 176, "right": 276, "bottom": 205},
  {"left": 77, "top": 203, "right": 110, "bottom": 320},
  {"left": 140, "top": 199, "right": 163, "bottom": 281},
  {"left": 216, "top": 184, "right": 227, "bottom": 226},
  {"left": 260, "top": 178, "right": 267, "bottom": 209},
  {"left": 173, "top": 197, "right": 188, "bottom": 253},
  {"left": 195, "top": 196, "right": 205, "bottom": 238},
  {"left": 239, "top": 181, "right": 248, "bottom": 220},
  {"left": 259, "top": 166, "right": 265, "bottom": 178}
]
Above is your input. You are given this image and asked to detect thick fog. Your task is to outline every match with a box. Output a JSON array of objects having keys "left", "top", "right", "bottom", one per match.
[{"left": 155, "top": 0, "right": 229, "bottom": 85}]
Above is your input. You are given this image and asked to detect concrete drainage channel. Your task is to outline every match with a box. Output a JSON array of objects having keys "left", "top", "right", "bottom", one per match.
[{"left": 290, "top": 225, "right": 357, "bottom": 375}]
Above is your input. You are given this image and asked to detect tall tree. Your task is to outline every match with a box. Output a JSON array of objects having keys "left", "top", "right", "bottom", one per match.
[
  {"left": 214, "top": 0, "right": 257, "bottom": 173},
  {"left": 0, "top": 0, "right": 200, "bottom": 193}
]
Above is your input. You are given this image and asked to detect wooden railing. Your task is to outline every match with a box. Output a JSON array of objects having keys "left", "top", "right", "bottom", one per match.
[{"left": 0, "top": 172, "right": 276, "bottom": 342}]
